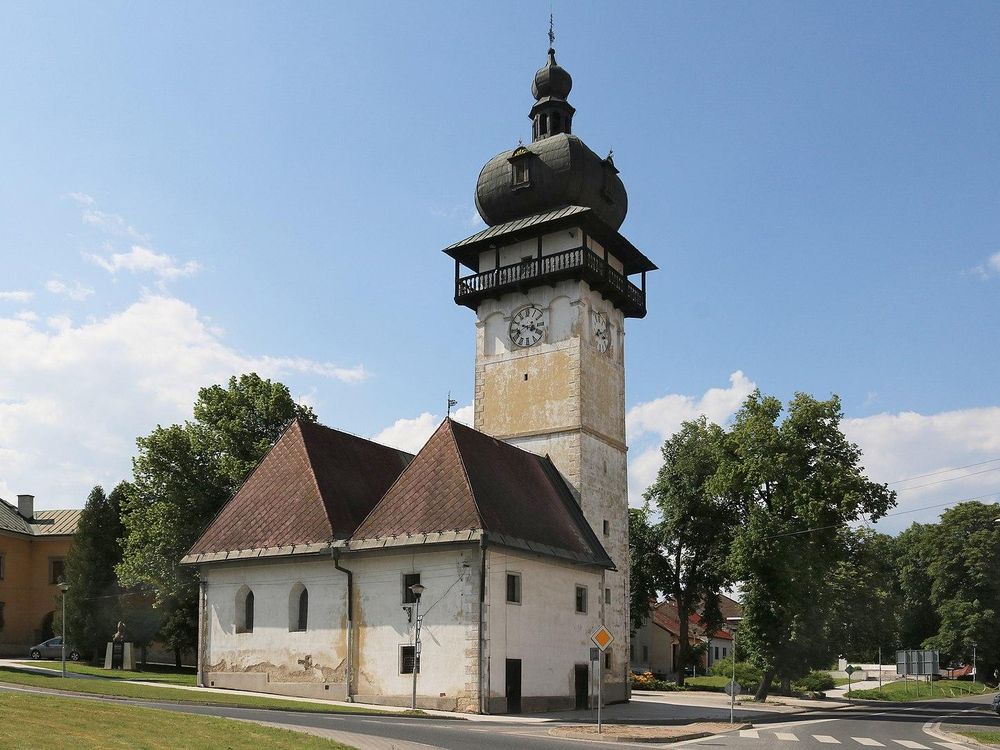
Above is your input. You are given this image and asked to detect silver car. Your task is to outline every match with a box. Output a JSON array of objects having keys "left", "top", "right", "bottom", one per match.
[
  {"left": 992, "top": 692, "right": 1000, "bottom": 715},
  {"left": 29, "top": 637, "right": 80, "bottom": 661}
]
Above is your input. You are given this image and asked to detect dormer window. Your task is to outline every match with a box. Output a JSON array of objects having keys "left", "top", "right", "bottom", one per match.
[{"left": 509, "top": 146, "right": 531, "bottom": 190}]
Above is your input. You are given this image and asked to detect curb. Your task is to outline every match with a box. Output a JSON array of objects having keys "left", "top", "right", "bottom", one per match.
[{"left": 549, "top": 722, "right": 753, "bottom": 744}]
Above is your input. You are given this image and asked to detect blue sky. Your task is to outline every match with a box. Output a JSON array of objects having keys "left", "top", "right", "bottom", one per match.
[{"left": 1, "top": 1, "right": 998, "bottom": 532}]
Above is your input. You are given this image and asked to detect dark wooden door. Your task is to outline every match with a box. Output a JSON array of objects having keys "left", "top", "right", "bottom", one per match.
[
  {"left": 574, "top": 664, "right": 589, "bottom": 709},
  {"left": 505, "top": 658, "right": 522, "bottom": 713}
]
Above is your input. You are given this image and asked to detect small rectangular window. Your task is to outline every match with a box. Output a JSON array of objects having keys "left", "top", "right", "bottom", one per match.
[
  {"left": 642, "top": 645, "right": 649, "bottom": 661},
  {"left": 723, "top": 647, "right": 727, "bottom": 658},
  {"left": 602, "top": 520, "right": 609, "bottom": 536},
  {"left": 506, "top": 573, "right": 521, "bottom": 604},
  {"left": 512, "top": 160, "right": 529, "bottom": 187},
  {"left": 49, "top": 558, "right": 65, "bottom": 585},
  {"left": 400, "top": 645, "right": 420, "bottom": 674},
  {"left": 714, "top": 646, "right": 720, "bottom": 660},
  {"left": 604, "top": 651, "right": 611, "bottom": 669},
  {"left": 575, "top": 585, "right": 588, "bottom": 614},
  {"left": 402, "top": 573, "right": 421, "bottom": 604},
  {"left": 604, "top": 588, "right": 611, "bottom": 604},
  {"left": 0, "top": 554, "right": 4, "bottom": 580},
  {"left": 630, "top": 644, "right": 635, "bottom": 660}
]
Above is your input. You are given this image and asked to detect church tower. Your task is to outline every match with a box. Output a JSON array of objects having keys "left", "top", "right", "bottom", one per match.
[{"left": 444, "top": 45, "right": 655, "bottom": 704}]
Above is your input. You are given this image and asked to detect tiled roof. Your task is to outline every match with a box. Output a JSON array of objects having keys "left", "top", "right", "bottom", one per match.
[
  {"left": 185, "top": 420, "right": 413, "bottom": 558},
  {"left": 651, "top": 598, "right": 740, "bottom": 641},
  {"left": 0, "top": 498, "right": 80, "bottom": 537},
  {"left": 353, "top": 419, "right": 613, "bottom": 568}
]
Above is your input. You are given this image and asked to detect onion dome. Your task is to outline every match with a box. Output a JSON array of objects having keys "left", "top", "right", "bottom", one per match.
[
  {"left": 531, "top": 48, "right": 573, "bottom": 101},
  {"left": 473, "top": 47, "right": 628, "bottom": 229}
]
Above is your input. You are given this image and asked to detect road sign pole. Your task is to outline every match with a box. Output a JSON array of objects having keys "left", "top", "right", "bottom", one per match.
[{"left": 597, "top": 651, "right": 602, "bottom": 734}]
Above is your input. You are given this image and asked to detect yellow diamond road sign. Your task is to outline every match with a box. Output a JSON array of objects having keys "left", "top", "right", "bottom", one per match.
[{"left": 591, "top": 626, "right": 614, "bottom": 651}]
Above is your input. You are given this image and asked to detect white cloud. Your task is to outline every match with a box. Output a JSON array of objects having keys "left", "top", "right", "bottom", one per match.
[
  {"left": 81, "top": 209, "right": 149, "bottom": 243},
  {"left": 970, "top": 251, "right": 1000, "bottom": 280},
  {"left": 372, "top": 403, "right": 473, "bottom": 454},
  {"left": 45, "top": 279, "right": 94, "bottom": 301},
  {"left": 68, "top": 192, "right": 96, "bottom": 207},
  {"left": 0, "top": 295, "right": 368, "bottom": 508},
  {"left": 87, "top": 245, "right": 201, "bottom": 281},
  {"left": 625, "top": 371, "right": 757, "bottom": 506},
  {"left": 844, "top": 407, "right": 1000, "bottom": 532},
  {"left": 0, "top": 290, "right": 34, "bottom": 303}
]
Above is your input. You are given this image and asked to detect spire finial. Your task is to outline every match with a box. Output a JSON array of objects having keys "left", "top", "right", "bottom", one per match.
[
  {"left": 548, "top": 12, "right": 555, "bottom": 48},
  {"left": 447, "top": 392, "right": 458, "bottom": 418}
]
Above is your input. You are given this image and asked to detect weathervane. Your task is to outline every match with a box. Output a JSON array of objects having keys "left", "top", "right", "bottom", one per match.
[
  {"left": 548, "top": 12, "right": 555, "bottom": 48},
  {"left": 447, "top": 392, "right": 458, "bottom": 417}
]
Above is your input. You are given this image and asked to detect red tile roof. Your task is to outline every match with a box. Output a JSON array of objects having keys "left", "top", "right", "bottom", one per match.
[
  {"left": 187, "top": 420, "right": 413, "bottom": 555},
  {"left": 354, "top": 420, "right": 612, "bottom": 567}
]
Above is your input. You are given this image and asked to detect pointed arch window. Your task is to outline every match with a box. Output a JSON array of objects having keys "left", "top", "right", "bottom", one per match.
[
  {"left": 236, "top": 586, "right": 254, "bottom": 633},
  {"left": 289, "top": 583, "right": 308, "bottom": 632}
]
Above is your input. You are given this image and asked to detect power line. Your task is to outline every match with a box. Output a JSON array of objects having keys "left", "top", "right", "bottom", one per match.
[
  {"left": 887, "top": 457, "right": 1000, "bottom": 486},
  {"left": 894, "top": 466, "right": 1000, "bottom": 492}
]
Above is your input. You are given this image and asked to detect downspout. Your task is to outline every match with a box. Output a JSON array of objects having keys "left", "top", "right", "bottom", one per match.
[
  {"left": 332, "top": 547, "right": 354, "bottom": 702},
  {"left": 478, "top": 536, "right": 488, "bottom": 714},
  {"left": 197, "top": 578, "right": 208, "bottom": 687}
]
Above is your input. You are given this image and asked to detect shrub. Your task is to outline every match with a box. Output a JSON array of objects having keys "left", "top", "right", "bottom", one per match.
[
  {"left": 710, "top": 657, "right": 762, "bottom": 689},
  {"left": 630, "top": 671, "right": 678, "bottom": 691},
  {"left": 794, "top": 671, "right": 836, "bottom": 692}
]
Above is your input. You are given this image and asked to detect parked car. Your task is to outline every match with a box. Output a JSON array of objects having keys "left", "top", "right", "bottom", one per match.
[
  {"left": 991, "top": 693, "right": 1000, "bottom": 715},
  {"left": 29, "top": 637, "right": 80, "bottom": 661}
]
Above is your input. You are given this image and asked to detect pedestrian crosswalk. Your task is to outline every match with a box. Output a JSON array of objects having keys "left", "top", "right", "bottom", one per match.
[{"left": 732, "top": 730, "right": 971, "bottom": 749}]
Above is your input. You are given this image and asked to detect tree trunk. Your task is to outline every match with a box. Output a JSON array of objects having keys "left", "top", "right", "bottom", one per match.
[
  {"left": 781, "top": 676, "right": 791, "bottom": 695},
  {"left": 754, "top": 669, "right": 774, "bottom": 701},
  {"left": 174, "top": 648, "right": 182, "bottom": 669},
  {"left": 140, "top": 644, "right": 148, "bottom": 669},
  {"left": 676, "top": 609, "right": 690, "bottom": 687}
]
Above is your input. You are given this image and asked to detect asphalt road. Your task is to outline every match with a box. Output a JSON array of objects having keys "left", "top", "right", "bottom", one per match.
[{"left": 3, "top": 683, "right": 997, "bottom": 750}]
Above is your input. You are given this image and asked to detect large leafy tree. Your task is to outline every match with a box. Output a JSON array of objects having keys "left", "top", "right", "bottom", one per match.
[
  {"left": 718, "top": 392, "right": 895, "bottom": 699},
  {"left": 628, "top": 505, "right": 666, "bottom": 632},
  {"left": 65, "top": 483, "right": 128, "bottom": 661},
  {"left": 894, "top": 522, "right": 940, "bottom": 651},
  {"left": 829, "top": 529, "right": 902, "bottom": 664},
  {"left": 922, "top": 501, "right": 1000, "bottom": 680},
  {"left": 643, "top": 416, "right": 735, "bottom": 686},
  {"left": 117, "top": 374, "right": 315, "bottom": 663}
]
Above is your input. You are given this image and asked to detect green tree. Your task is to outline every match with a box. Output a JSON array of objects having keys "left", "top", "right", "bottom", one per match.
[
  {"left": 894, "top": 522, "right": 940, "bottom": 651},
  {"left": 117, "top": 374, "right": 315, "bottom": 664},
  {"left": 719, "top": 392, "right": 895, "bottom": 699},
  {"left": 922, "top": 501, "right": 1000, "bottom": 680},
  {"left": 628, "top": 505, "right": 666, "bottom": 632},
  {"left": 65, "top": 484, "right": 127, "bottom": 661},
  {"left": 644, "top": 416, "right": 735, "bottom": 686},
  {"left": 829, "top": 529, "right": 901, "bottom": 664}
]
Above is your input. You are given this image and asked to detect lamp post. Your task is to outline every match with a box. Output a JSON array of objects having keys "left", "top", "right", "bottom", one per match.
[
  {"left": 57, "top": 581, "right": 70, "bottom": 678},
  {"left": 409, "top": 583, "right": 425, "bottom": 710},
  {"left": 972, "top": 642, "right": 977, "bottom": 685},
  {"left": 726, "top": 616, "right": 743, "bottom": 724}
]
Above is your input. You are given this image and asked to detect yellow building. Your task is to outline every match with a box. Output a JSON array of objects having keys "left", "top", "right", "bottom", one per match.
[{"left": 0, "top": 494, "right": 80, "bottom": 654}]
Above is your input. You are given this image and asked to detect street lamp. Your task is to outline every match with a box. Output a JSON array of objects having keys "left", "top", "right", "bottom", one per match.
[
  {"left": 409, "top": 583, "right": 425, "bottom": 710},
  {"left": 972, "top": 642, "right": 977, "bottom": 685},
  {"left": 57, "top": 581, "right": 70, "bottom": 678},
  {"left": 726, "top": 616, "right": 743, "bottom": 724}
]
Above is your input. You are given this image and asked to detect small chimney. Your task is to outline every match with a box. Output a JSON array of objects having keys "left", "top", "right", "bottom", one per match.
[{"left": 17, "top": 494, "right": 34, "bottom": 519}]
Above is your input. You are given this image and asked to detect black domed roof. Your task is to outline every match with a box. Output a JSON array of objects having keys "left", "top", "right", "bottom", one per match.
[
  {"left": 475, "top": 134, "right": 627, "bottom": 229},
  {"left": 531, "top": 48, "right": 572, "bottom": 100}
]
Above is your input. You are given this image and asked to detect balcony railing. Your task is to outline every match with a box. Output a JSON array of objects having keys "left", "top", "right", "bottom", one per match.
[{"left": 455, "top": 246, "right": 646, "bottom": 317}]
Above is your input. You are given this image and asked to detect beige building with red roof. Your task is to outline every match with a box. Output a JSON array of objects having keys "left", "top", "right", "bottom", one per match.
[{"left": 0, "top": 494, "right": 81, "bottom": 654}]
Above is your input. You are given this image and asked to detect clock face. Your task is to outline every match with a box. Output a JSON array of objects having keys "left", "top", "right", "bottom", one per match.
[
  {"left": 509, "top": 305, "right": 545, "bottom": 348},
  {"left": 592, "top": 311, "right": 611, "bottom": 353}
]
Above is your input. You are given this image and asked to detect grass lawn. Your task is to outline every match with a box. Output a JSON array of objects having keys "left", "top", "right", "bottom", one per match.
[
  {"left": 0, "top": 667, "right": 403, "bottom": 715},
  {"left": 849, "top": 680, "right": 996, "bottom": 701},
  {"left": 831, "top": 677, "right": 852, "bottom": 687},
  {"left": 684, "top": 676, "right": 729, "bottom": 691},
  {"left": 26, "top": 660, "right": 196, "bottom": 686},
  {"left": 0, "top": 691, "right": 353, "bottom": 749},
  {"left": 959, "top": 730, "right": 1000, "bottom": 745}
]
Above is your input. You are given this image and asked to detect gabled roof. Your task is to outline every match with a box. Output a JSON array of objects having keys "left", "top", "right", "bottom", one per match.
[
  {"left": 651, "top": 598, "right": 738, "bottom": 641},
  {"left": 353, "top": 419, "right": 613, "bottom": 568},
  {"left": 184, "top": 420, "right": 413, "bottom": 561},
  {"left": 0, "top": 498, "right": 81, "bottom": 537}
]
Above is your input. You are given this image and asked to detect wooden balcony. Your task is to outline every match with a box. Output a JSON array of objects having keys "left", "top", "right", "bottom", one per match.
[{"left": 454, "top": 246, "right": 647, "bottom": 318}]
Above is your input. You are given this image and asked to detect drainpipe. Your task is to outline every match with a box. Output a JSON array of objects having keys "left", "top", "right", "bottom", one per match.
[
  {"left": 479, "top": 536, "right": 488, "bottom": 714},
  {"left": 198, "top": 578, "right": 208, "bottom": 687},
  {"left": 332, "top": 547, "right": 354, "bottom": 702}
]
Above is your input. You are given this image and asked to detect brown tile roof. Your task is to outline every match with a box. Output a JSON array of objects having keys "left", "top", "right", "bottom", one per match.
[
  {"left": 651, "top": 597, "right": 740, "bottom": 641},
  {"left": 186, "top": 420, "right": 413, "bottom": 556},
  {"left": 354, "top": 419, "right": 612, "bottom": 567},
  {"left": 0, "top": 498, "right": 81, "bottom": 537}
]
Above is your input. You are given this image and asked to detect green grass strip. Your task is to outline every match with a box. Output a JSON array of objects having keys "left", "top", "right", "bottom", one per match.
[
  {"left": 0, "top": 691, "right": 354, "bottom": 749},
  {"left": 26, "top": 660, "right": 196, "bottom": 685},
  {"left": 0, "top": 666, "right": 406, "bottom": 715},
  {"left": 848, "top": 680, "right": 997, "bottom": 701}
]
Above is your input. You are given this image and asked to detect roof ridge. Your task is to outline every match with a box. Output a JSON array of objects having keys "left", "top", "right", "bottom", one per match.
[
  {"left": 444, "top": 419, "right": 486, "bottom": 531},
  {"left": 536, "top": 453, "right": 614, "bottom": 568},
  {"left": 298, "top": 417, "right": 415, "bottom": 459},
  {"left": 295, "top": 419, "right": 338, "bottom": 540}
]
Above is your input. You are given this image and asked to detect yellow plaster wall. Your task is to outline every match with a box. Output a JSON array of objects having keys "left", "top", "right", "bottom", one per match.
[{"left": 0, "top": 532, "right": 73, "bottom": 650}]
